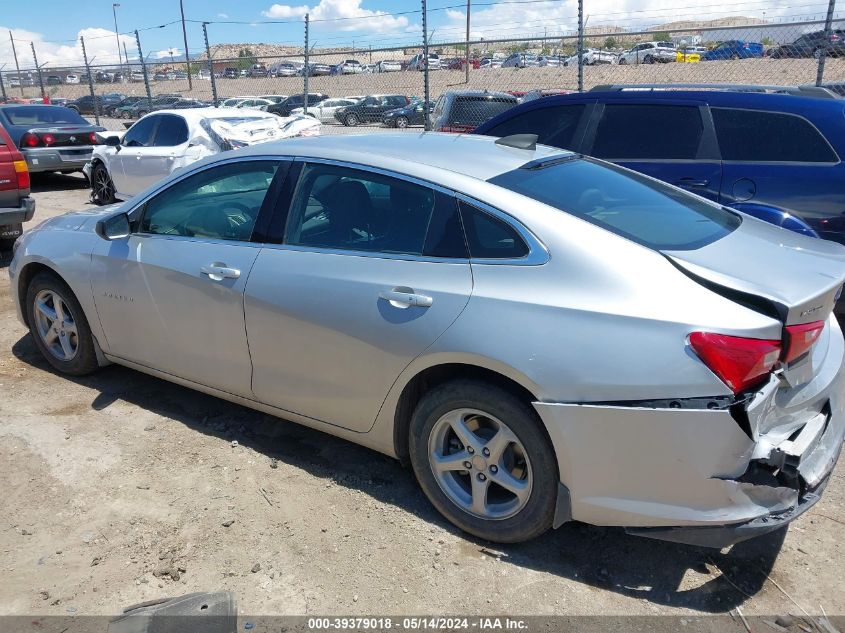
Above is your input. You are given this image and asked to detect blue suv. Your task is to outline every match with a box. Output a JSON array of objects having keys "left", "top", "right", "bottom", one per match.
[{"left": 474, "top": 86, "right": 845, "bottom": 244}]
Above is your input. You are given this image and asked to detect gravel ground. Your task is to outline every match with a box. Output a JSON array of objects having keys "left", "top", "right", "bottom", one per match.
[{"left": 0, "top": 173, "right": 843, "bottom": 629}]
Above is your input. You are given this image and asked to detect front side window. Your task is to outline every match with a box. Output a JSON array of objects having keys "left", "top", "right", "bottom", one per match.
[
  {"left": 153, "top": 114, "right": 189, "bottom": 147},
  {"left": 123, "top": 116, "right": 158, "bottom": 147},
  {"left": 139, "top": 160, "right": 279, "bottom": 241},
  {"left": 712, "top": 108, "right": 837, "bottom": 163},
  {"left": 285, "top": 163, "right": 437, "bottom": 256},
  {"left": 483, "top": 104, "right": 586, "bottom": 150},
  {"left": 590, "top": 104, "right": 704, "bottom": 160},
  {"left": 488, "top": 157, "right": 740, "bottom": 251}
]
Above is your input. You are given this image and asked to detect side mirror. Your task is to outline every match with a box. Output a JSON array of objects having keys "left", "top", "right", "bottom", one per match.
[
  {"left": 104, "top": 135, "right": 121, "bottom": 146},
  {"left": 95, "top": 212, "right": 131, "bottom": 241}
]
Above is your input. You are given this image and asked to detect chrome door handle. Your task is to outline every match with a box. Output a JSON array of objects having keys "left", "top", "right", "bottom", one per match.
[
  {"left": 201, "top": 263, "right": 241, "bottom": 281},
  {"left": 379, "top": 289, "right": 433, "bottom": 308}
]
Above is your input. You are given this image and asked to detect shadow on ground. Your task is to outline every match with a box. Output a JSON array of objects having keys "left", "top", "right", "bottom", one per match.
[
  {"left": 29, "top": 172, "right": 90, "bottom": 193},
  {"left": 12, "top": 332, "right": 786, "bottom": 613}
]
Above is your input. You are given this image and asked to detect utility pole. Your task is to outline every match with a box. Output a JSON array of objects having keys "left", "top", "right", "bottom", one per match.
[
  {"left": 31, "top": 42, "right": 45, "bottom": 101},
  {"left": 465, "top": 0, "right": 471, "bottom": 84},
  {"left": 80, "top": 36, "right": 100, "bottom": 125},
  {"left": 179, "top": 0, "right": 193, "bottom": 90},
  {"left": 202, "top": 22, "right": 218, "bottom": 105},
  {"left": 113, "top": 4, "right": 122, "bottom": 66},
  {"left": 577, "top": 0, "right": 584, "bottom": 92},
  {"left": 304, "top": 14, "right": 310, "bottom": 114},
  {"left": 9, "top": 32, "right": 23, "bottom": 97},
  {"left": 422, "top": 0, "right": 430, "bottom": 130},
  {"left": 816, "top": 0, "right": 836, "bottom": 86},
  {"left": 135, "top": 30, "right": 152, "bottom": 108},
  {"left": 123, "top": 41, "right": 130, "bottom": 77}
]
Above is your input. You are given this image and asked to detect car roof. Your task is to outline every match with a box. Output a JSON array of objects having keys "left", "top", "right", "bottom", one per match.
[
  {"left": 232, "top": 132, "right": 567, "bottom": 182},
  {"left": 143, "top": 107, "right": 276, "bottom": 122}
]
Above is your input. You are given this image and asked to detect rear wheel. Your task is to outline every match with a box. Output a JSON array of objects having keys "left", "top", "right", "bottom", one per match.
[
  {"left": 618, "top": 58, "right": 627, "bottom": 65},
  {"left": 121, "top": 110, "right": 132, "bottom": 119},
  {"left": 644, "top": 55, "right": 655, "bottom": 64},
  {"left": 409, "top": 380, "right": 557, "bottom": 543},
  {"left": 91, "top": 163, "right": 116, "bottom": 205},
  {"left": 730, "top": 53, "right": 740, "bottom": 60},
  {"left": 26, "top": 271, "right": 99, "bottom": 376},
  {"left": 137, "top": 110, "right": 148, "bottom": 117}
]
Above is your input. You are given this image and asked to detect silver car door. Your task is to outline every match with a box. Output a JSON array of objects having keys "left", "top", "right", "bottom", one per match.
[
  {"left": 245, "top": 160, "right": 473, "bottom": 432},
  {"left": 110, "top": 114, "right": 159, "bottom": 196},
  {"left": 91, "top": 158, "right": 284, "bottom": 396}
]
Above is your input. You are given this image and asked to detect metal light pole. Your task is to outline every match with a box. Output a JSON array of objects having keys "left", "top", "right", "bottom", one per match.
[
  {"left": 113, "top": 3, "right": 122, "bottom": 67},
  {"left": 9, "top": 32, "right": 24, "bottom": 97},
  {"left": 179, "top": 0, "right": 193, "bottom": 90}
]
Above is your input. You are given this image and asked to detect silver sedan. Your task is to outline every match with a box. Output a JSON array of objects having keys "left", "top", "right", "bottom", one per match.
[{"left": 10, "top": 133, "right": 845, "bottom": 546}]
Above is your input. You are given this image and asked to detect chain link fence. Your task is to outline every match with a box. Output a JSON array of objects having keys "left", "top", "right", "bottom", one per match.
[{"left": 2, "top": 4, "right": 843, "bottom": 136}]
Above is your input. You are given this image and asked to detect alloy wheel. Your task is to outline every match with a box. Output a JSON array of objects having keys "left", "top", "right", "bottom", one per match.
[
  {"left": 428, "top": 408, "right": 532, "bottom": 520},
  {"left": 94, "top": 167, "right": 114, "bottom": 203},
  {"left": 33, "top": 289, "right": 79, "bottom": 361},
  {"left": 396, "top": 116, "right": 409, "bottom": 128}
]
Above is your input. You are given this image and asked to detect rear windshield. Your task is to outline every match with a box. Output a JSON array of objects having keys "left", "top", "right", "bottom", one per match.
[
  {"left": 2, "top": 106, "right": 89, "bottom": 126},
  {"left": 488, "top": 158, "right": 740, "bottom": 251},
  {"left": 451, "top": 97, "right": 517, "bottom": 126}
]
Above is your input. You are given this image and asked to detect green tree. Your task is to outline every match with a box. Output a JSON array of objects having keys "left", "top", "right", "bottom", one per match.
[
  {"left": 236, "top": 48, "right": 258, "bottom": 70},
  {"left": 604, "top": 36, "right": 618, "bottom": 50},
  {"left": 651, "top": 31, "right": 671, "bottom": 42}
]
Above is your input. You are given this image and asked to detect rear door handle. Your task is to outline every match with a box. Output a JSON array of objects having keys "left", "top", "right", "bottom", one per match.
[
  {"left": 676, "top": 178, "right": 709, "bottom": 187},
  {"left": 379, "top": 289, "right": 433, "bottom": 308},
  {"left": 201, "top": 263, "right": 241, "bottom": 281}
]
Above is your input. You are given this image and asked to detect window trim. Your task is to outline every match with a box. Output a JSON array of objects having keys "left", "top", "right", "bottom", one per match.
[{"left": 710, "top": 106, "right": 841, "bottom": 165}]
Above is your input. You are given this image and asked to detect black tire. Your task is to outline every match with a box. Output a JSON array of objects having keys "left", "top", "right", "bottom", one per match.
[
  {"left": 395, "top": 115, "right": 409, "bottom": 129},
  {"left": 137, "top": 110, "right": 148, "bottom": 117},
  {"left": 730, "top": 53, "right": 739, "bottom": 60},
  {"left": 344, "top": 113, "right": 359, "bottom": 127},
  {"left": 67, "top": 105, "right": 79, "bottom": 113},
  {"left": 409, "top": 380, "right": 558, "bottom": 543},
  {"left": 644, "top": 55, "right": 655, "bottom": 64},
  {"left": 25, "top": 271, "right": 100, "bottom": 376},
  {"left": 91, "top": 163, "right": 116, "bottom": 205},
  {"left": 618, "top": 58, "right": 626, "bottom": 65}
]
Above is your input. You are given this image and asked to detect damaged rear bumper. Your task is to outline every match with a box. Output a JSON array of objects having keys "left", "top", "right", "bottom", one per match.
[{"left": 534, "top": 315, "right": 845, "bottom": 548}]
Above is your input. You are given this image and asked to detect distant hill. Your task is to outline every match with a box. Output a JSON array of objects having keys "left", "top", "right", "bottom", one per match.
[{"left": 649, "top": 16, "right": 768, "bottom": 31}]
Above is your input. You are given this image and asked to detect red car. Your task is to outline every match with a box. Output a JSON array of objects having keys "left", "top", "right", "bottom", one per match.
[
  {"left": 446, "top": 58, "right": 480, "bottom": 70},
  {"left": 0, "top": 122, "right": 34, "bottom": 250}
]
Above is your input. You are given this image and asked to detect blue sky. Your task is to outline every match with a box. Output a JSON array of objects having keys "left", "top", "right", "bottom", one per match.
[{"left": 0, "top": 0, "right": 827, "bottom": 69}]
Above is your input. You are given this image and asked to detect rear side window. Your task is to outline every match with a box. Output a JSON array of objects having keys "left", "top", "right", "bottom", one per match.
[
  {"left": 450, "top": 97, "right": 518, "bottom": 127},
  {"left": 153, "top": 115, "right": 188, "bottom": 147},
  {"left": 712, "top": 108, "right": 838, "bottom": 163},
  {"left": 590, "top": 104, "right": 704, "bottom": 160},
  {"left": 483, "top": 104, "right": 586, "bottom": 150},
  {"left": 459, "top": 202, "right": 529, "bottom": 259},
  {"left": 488, "top": 157, "right": 740, "bottom": 251}
]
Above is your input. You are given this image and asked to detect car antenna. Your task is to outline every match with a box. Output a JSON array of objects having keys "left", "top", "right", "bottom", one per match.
[{"left": 495, "top": 134, "right": 538, "bottom": 151}]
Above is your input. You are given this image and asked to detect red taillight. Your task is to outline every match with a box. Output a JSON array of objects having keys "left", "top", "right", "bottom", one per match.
[
  {"left": 21, "top": 132, "right": 40, "bottom": 147},
  {"left": 12, "top": 158, "right": 30, "bottom": 189},
  {"left": 41, "top": 133, "right": 56, "bottom": 146},
  {"left": 689, "top": 332, "right": 781, "bottom": 394},
  {"left": 89, "top": 131, "right": 100, "bottom": 145},
  {"left": 784, "top": 321, "right": 825, "bottom": 364}
]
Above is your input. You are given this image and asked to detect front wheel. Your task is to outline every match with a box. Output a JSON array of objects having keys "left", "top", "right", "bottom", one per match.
[
  {"left": 26, "top": 271, "right": 100, "bottom": 376},
  {"left": 618, "top": 58, "right": 627, "bottom": 65},
  {"left": 409, "top": 380, "right": 558, "bottom": 543},
  {"left": 91, "top": 163, "right": 116, "bottom": 205},
  {"left": 395, "top": 115, "right": 409, "bottom": 129},
  {"left": 644, "top": 55, "right": 655, "bottom": 64},
  {"left": 344, "top": 113, "right": 359, "bottom": 127}
]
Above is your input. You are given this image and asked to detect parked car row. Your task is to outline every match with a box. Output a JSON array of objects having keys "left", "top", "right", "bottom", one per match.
[{"left": 9, "top": 106, "right": 845, "bottom": 551}]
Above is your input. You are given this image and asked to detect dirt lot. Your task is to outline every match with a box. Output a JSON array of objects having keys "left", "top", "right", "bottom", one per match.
[{"left": 0, "top": 174, "right": 843, "bottom": 628}]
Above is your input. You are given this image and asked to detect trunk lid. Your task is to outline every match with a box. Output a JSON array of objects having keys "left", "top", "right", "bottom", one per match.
[{"left": 664, "top": 215, "right": 845, "bottom": 326}]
